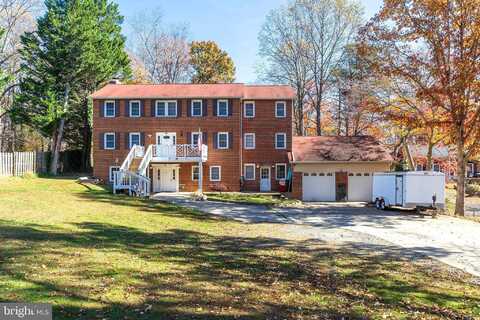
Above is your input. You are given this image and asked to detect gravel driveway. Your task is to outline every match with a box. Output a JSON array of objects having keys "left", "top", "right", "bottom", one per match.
[{"left": 152, "top": 193, "right": 480, "bottom": 277}]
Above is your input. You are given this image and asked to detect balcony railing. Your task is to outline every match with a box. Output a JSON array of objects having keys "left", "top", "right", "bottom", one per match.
[{"left": 151, "top": 144, "right": 207, "bottom": 162}]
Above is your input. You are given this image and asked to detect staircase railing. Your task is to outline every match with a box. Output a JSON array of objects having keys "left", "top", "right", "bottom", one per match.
[
  {"left": 137, "top": 144, "right": 153, "bottom": 176},
  {"left": 120, "top": 145, "right": 144, "bottom": 171},
  {"left": 113, "top": 169, "right": 150, "bottom": 197}
]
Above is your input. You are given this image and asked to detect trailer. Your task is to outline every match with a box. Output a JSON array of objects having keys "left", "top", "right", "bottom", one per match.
[{"left": 372, "top": 171, "right": 445, "bottom": 210}]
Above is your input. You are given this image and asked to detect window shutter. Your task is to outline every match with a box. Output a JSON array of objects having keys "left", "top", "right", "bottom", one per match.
[
  {"left": 177, "top": 100, "right": 182, "bottom": 117},
  {"left": 115, "top": 132, "right": 120, "bottom": 149},
  {"left": 151, "top": 100, "right": 156, "bottom": 117},
  {"left": 186, "top": 99, "right": 191, "bottom": 117},
  {"left": 202, "top": 99, "right": 208, "bottom": 117},
  {"left": 99, "top": 133, "right": 104, "bottom": 149},
  {"left": 141, "top": 132, "right": 145, "bottom": 146},
  {"left": 115, "top": 101, "right": 120, "bottom": 117},
  {"left": 228, "top": 99, "right": 233, "bottom": 116},
  {"left": 202, "top": 132, "right": 208, "bottom": 145},
  {"left": 212, "top": 99, "right": 217, "bottom": 116},
  {"left": 125, "top": 100, "right": 130, "bottom": 117},
  {"left": 186, "top": 131, "right": 191, "bottom": 144},
  {"left": 140, "top": 100, "right": 145, "bottom": 117},
  {"left": 125, "top": 133, "right": 129, "bottom": 149},
  {"left": 213, "top": 132, "right": 218, "bottom": 149},
  {"left": 100, "top": 100, "right": 104, "bottom": 117},
  {"left": 228, "top": 132, "right": 233, "bottom": 149}
]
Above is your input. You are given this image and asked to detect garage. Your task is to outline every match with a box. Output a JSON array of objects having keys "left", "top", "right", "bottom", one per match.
[{"left": 291, "top": 136, "right": 392, "bottom": 202}]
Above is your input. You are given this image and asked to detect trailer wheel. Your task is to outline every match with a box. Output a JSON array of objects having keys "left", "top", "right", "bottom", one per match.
[
  {"left": 379, "top": 199, "right": 386, "bottom": 210},
  {"left": 375, "top": 198, "right": 381, "bottom": 209}
]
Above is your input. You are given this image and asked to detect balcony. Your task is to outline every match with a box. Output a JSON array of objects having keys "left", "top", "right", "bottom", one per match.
[{"left": 151, "top": 144, "right": 208, "bottom": 162}]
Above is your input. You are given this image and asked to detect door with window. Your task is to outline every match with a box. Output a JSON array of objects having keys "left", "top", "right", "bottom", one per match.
[
  {"left": 153, "top": 166, "right": 178, "bottom": 192},
  {"left": 260, "top": 167, "right": 271, "bottom": 192},
  {"left": 155, "top": 132, "right": 176, "bottom": 159}
]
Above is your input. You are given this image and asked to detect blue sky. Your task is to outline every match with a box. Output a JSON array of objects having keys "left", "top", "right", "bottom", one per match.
[{"left": 117, "top": 0, "right": 383, "bottom": 83}]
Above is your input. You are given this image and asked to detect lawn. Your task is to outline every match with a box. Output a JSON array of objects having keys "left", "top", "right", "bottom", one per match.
[
  {"left": 0, "top": 176, "right": 479, "bottom": 319},
  {"left": 445, "top": 184, "right": 480, "bottom": 222},
  {"left": 205, "top": 192, "right": 299, "bottom": 206}
]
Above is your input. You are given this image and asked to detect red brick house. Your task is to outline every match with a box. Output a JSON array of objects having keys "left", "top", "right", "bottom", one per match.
[{"left": 91, "top": 83, "right": 295, "bottom": 195}]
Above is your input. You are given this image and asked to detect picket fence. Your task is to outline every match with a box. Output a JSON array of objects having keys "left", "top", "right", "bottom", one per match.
[{"left": 0, "top": 152, "right": 47, "bottom": 177}]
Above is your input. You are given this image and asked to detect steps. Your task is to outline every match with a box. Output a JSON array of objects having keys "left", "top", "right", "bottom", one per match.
[{"left": 129, "top": 158, "right": 143, "bottom": 173}]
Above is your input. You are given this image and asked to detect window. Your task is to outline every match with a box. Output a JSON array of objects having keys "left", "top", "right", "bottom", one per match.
[
  {"left": 191, "top": 132, "right": 202, "bottom": 145},
  {"left": 416, "top": 164, "right": 424, "bottom": 171},
  {"left": 104, "top": 133, "right": 115, "bottom": 150},
  {"left": 192, "top": 166, "right": 199, "bottom": 181},
  {"left": 244, "top": 101, "right": 255, "bottom": 118},
  {"left": 129, "top": 100, "right": 141, "bottom": 117},
  {"left": 327, "top": 173, "right": 333, "bottom": 176},
  {"left": 303, "top": 172, "right": 309, "bottom": 176},
  {"left": 217, "top": 132, "right": 229, "bottom": 149},
  {"left": 275, "top": 101, "right": 286, "bottom": 118},
  {"left": 104, "top": 101, "right": 115, "bottom": 117},
  {"left": 244, "top": 164, "right": 255, "bottom": 180},
  {"left": 191, "top": 100, "right": 202, "bottom": 117},
  {"left": 155, "top": 100, "right": 177, "bottom": 117},
  {"left": 109, "top": 166, "right": 120, "bottom": 182},
  {"left": 311, "top": 173, "right": 317, "bottom": 176},
  {"left": 244, "top": 133, "right": 255, "bottom": 149},
  {"left": 217, "top": 100, "right": 228, "bottom": 117},
  {"left": 433, "top": 163, "right": 440, "bottom": 172},
  {"left": 210, "top": 166, "right": 221, "bottom": 181},
  {"left": 364, "top": 173, "right": 370, "bottom": 176},
  {"left": 129, "top": 132, "right": 141, "bottom": 148},
  {"left": 356, "top": 173, "right": 362, "bottom": 176},
  {"left": 319, "top": 173, "right": 325, "bottom": 176},
  {"left": 275, "top": 133, "right": 286, "bottom": 149}
]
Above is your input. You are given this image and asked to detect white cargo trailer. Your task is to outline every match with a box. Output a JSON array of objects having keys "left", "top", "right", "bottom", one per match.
[{"left": 372, "top": 171, "right": 445, "bottom": 210}]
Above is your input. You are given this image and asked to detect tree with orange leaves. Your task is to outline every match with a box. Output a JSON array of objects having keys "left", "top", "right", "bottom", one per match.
[{"left": 361, "top": 0, "right": 480, "bottom": 216}]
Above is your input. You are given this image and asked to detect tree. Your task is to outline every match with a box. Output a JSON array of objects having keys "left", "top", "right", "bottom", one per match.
[
  {"left": 128, "top": 9, "right": 191, "bottom": 83},
  {"left": 15, "top": 0, "right": 130, "bottom": 174},
  {"left": 189, "top": 41, "right": 235, "bottom": 84},
  {"left": 361, "top": 0, "right": 480, "bottom": 216}
]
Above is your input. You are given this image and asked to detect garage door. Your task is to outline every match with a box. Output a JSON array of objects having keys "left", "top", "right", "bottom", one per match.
[
  {"left": 302, "top": 173, "right": 335, "bottom": 201},
  {"left": 348, "top": 174, "right": 373, "bottom": 201}
]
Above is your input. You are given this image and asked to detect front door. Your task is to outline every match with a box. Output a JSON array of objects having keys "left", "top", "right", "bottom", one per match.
[
  {"left": 335, "top": 172, "right": 348, "bottom": 201},
  {"left": 156, "top": 132, "right": 176, "bottom": 145},
  {"left": 260, "top": 167, "right": 271, "bottom": 192},
  {"left": 395, "top": 175, "right": 403, "bottom": 205},
  {"left": 153, "top": 166, "right": 178, "bottom": 192},
  {"left": 155, "top": 132, "right": 176, "bottom": 159}
]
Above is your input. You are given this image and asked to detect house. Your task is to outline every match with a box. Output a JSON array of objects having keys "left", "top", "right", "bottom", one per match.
[
  {"left": 290, "top": 136, "right": 392, "bottom": 202},
  {"left": 91, "top": 83, "right": 295, "bottom": 194}
]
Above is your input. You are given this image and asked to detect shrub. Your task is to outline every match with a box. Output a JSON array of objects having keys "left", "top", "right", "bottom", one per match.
[{"left": 466, "top": 183, "right": 480, "bottom": 197}]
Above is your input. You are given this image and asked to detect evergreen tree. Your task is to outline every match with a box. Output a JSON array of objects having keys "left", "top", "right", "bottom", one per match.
[{"left": 14, "top": 0, "right": 130, "bottom": 174}]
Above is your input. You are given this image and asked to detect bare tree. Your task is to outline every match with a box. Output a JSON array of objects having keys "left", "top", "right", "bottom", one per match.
[{"left": 128, "top": 9, "right": 191, "bottom": 84}]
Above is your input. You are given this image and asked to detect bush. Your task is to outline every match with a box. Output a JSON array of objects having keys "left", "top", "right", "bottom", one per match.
[{"left": 466, "top": 183, "right": 480, "bottom": 197}]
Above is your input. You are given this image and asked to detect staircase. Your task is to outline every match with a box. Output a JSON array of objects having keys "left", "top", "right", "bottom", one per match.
[{"left": 113, "top": 145, "right": 151, "bottom": 197}]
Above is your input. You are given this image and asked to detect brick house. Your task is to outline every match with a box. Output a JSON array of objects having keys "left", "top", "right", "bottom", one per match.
[{"left": 91, "top": 83, "right": 295, "bottom": 194}]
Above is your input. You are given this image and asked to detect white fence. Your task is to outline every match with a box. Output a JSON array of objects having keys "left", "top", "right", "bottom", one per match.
[{"left": 0, "top": 152, "right": 47, "bottom": 177}]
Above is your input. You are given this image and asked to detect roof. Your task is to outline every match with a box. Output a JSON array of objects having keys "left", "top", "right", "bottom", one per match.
[
  {"left": 90, "top": 83, "right": 295, "bottom": 99},
  {"left": 292, "top": 136, "right": 393, "bottom": 163}
]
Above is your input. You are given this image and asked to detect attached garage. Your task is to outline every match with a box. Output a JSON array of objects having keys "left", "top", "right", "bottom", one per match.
[{"left": 291, "top": 136, "right": 392, "bottom": 202}]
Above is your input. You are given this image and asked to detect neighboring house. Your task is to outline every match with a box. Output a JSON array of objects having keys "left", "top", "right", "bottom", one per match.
[
  {"left": 91, "top": 83, "right": 295, "bottom": 194},
  {"left": 290, "top": 136, "right": 392, "bottom": 202}
]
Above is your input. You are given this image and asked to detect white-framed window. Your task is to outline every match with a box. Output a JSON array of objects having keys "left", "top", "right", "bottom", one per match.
[
  {"left": 155, "top": 100, "right": 177, "bottom": 117},
  {"left": 209, "top": 166, "right": 221, "bottom": 181},
  {"left": 416, "top": 164, "right": 424, "bottom": 171},
  {"left": 217, "top": 99, "right": 228, "bottom": 117},
  {"left": 104, "top": 100, "right": 115, "bottom": 117},
  {"left": 243, "top": 101, "right": 255, "bottom": 118},
  {"left": 191, "top": 132, "right": 202, "bottom": 145},
  {"left": 244, "top": 133, "right": 255, "bottom": 149},
  {"left": 192, "top": 165, "right": 199, "bottom": 181},
  {"left": 275, "top": 133, "right": 286, "bottom": 149},
  {"left": 129, "top": 132, "right": 141, "bottom": 148},
  {"left": 109, "top": 166, "right": 120, "bottom": 182},
  {"left": 129, "top": 100, "right": 141, "bottom": 117},
  {"left": 217, "top": 132, "right": 229, "bottom": 149},
  {"left": 275, "top": 101, "right": 286, "bottom": 118},
  {"left": 244, "top": 163, "right": 255, "bottom": 180},
  {"left": 104, "top": 132, "right": 116, "bottom": 150},
  {"left": 276, "top": 163, "right": 287, "bottom": 180},
  {"left": 191, "top": 100, "right": 203, "bottom": 117},
  {"left": 433, "top": 163, "right": 440, "bottom": 172}
]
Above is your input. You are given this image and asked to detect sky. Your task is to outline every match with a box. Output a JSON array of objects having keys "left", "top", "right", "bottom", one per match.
[{"left": 117, "top": 0, "right": 384, "bottom": 83}]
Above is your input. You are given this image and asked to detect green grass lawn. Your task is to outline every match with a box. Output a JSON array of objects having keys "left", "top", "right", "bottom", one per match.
[
  {"left": 205, "top": 192, "right": 299, "bottom": 206},
  {"left": 1, "top": 176, "right": 479, "bottom": 319}
]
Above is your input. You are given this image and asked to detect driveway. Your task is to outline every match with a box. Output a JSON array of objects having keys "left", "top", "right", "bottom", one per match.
[{"left": 152, "top": 193, "right": 480, "bottom": 277}]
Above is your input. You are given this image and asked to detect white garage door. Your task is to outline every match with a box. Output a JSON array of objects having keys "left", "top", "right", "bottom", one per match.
[
  {"left": 348, "top": 174, "right": 373, "bottom": 201},
  {"left": 302, "top": 173, "right": 335, "bottom": 201}
]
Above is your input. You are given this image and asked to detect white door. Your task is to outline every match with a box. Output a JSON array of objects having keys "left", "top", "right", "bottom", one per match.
[
  {"left": 155, "top": 132, "right": 176, "bottom": 159},
  {"left": 156, "top": 132, "right": 176, "bottom": 145},
  {"left": 348, "top": 174, "right": 373, "bottom": 202},
  {"left": 153, "top": 166, "right": 178, "bottom": 192},
  {"left": 260, "top": 167, "right": 271, "bottom": 192},
  {"left": 302, "top": 173, "right": 336, "bottom": 201},
  {"left": 395, "top": 175, "right": 403, "bottom": 205}
]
